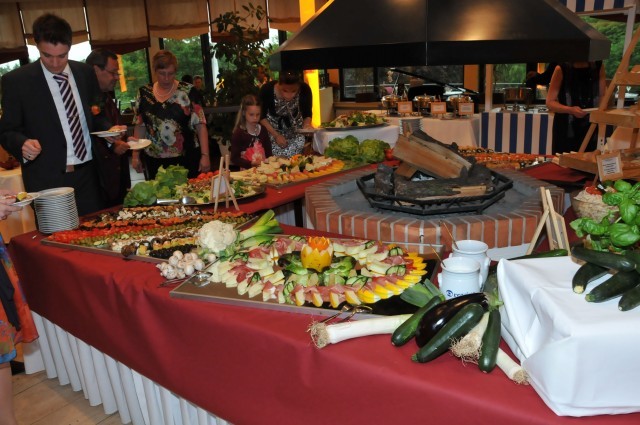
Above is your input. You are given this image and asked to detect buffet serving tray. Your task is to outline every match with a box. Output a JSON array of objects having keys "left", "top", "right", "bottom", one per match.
[
  {"left": 41, "top": 238, "right": 164, "bottom": 264},
  {"left": 169, "top": 241, "right": 442, "bottom": 319},
  {"left": 266, "top": 162, "right": 370, "bottom": 189}
]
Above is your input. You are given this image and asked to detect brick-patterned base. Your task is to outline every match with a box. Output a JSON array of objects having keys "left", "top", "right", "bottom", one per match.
[{"left": 305, "top": 168, "right": 563, "bottom": 248}]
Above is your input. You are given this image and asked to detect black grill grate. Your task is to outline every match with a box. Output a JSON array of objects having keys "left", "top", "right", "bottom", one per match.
[{"left": 356, "top": 169, "right": 513, "bottom": 216}]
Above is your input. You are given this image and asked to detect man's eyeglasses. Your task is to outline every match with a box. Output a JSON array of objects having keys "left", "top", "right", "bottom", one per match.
[{"left": 104, "top": 68, "right": 120, "bottom": 77}]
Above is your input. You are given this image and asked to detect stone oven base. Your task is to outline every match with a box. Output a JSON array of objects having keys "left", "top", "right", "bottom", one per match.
[{"left": 305, "top": 168, "right": 564, "bottom": 250}]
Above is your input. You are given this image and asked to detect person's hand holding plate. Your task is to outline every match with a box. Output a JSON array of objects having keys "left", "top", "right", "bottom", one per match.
[{"left": 127, "top": 138, "right": 152, "bottom": 150}]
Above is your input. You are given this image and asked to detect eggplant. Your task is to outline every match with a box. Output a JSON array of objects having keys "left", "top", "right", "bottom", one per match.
[{"left": 414, "top": 292, "right": 488, "bottom": 347}]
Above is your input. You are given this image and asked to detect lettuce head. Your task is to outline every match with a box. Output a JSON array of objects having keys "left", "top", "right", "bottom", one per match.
[
  {"left": 359, "top": 139, "right": 390, "bottom": 163},
  {"left": 324, "top": 135, "right": 360, "bottom": 161}
]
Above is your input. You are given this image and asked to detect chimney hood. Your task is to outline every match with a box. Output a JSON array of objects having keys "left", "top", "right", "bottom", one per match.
[{"left": 270, "top": 0, "right": 611, "bottom": 70}]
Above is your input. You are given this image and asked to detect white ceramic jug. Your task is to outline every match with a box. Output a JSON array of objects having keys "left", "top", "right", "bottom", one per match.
[
  {"left": 438, "top": 257, "right": 482, "bottom": 300},
  {"left": 451, "top": 239, "right": 491, "bottom": 286}
]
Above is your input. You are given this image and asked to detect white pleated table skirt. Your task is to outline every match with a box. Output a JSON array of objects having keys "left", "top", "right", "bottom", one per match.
[{"left": 23, "top": 312, "right": 231, "bottom": 425}]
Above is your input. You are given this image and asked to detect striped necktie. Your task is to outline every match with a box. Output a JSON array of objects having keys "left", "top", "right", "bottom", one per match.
[{"left": 53, "top": 72, "right": 87, "bottom": 161}]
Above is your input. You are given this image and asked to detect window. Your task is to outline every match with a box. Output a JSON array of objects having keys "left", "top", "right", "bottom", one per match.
[
  {"left": 116, "top": 49, "right": 150, "bottom": 113},
  {"left": 340, "top": 66, "right": 464, "bottom": 101},
  {"left": 163, "top": 36, "right": 205, "bottom": 83},
  {"left": 493, "top": 64, "right": 526, "bottom": 91}
]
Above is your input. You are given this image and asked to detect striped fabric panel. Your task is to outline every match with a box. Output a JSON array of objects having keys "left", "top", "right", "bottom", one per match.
[
  {"left": 558, "top": 0, "right": 630, "bottom": 13},
  {"left": 480, "top": 112, "right": 554, "bottom": 154}
]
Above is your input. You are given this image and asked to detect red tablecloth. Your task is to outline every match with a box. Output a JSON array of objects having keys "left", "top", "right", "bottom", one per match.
[
  {"left": 521, "top": 162, "right": 592, "bottom": 186},
  {"left": 9, "top": 227, "right": 639, "bottom": 425}
]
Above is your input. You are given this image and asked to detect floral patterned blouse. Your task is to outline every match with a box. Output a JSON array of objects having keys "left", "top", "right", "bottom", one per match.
[
  {"left": 0, "top": 234, "right": 38, "bottom": 363},
  {"left": 133, "top": 82, "right": 206, "bottom": 158}
]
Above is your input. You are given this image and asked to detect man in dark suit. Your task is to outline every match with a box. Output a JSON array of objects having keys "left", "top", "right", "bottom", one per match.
[
  {"left": 0, "top": 13, "right": 112, "bottom": 216},
  {"left": 86, "top": 48, "right": 131, "bottom": 207}
]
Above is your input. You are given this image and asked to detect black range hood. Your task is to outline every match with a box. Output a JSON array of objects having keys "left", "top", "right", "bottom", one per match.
[{"left": 270, "top": 0, "right": 611, "bottom": 70}]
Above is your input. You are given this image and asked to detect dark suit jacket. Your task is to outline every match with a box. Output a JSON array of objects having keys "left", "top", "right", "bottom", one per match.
[
  {"left": 0, "top": 60, "right": 110, "bottom": 193},
  {"left": 93, "top": 93, "right": 131, "bottom": 206}
]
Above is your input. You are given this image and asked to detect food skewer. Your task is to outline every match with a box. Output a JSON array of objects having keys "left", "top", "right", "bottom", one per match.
[{"left": 440, "top": 221, "right": 459, "bottom": 251}]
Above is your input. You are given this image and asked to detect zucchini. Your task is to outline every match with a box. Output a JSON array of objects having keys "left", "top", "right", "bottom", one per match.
[
  {"left": 488, "top": 248, "right": 568, "bottom": 274},
  {"left": 618, "top": 283, "right": 640, "bottom": 311},
  {"left": 478, "top": 309, "right": 501, "bottom": 373},
  {"left": 391, "top": 297, "right": 442, "bottom": 346},
  {"left": 414, "top": 292, "right": 488, "bottom": 347},
  {"left": 412, "top": 303, "right": 485, "bottom": 363},
  {"left": 585, "top": 270, "right": 640, "bottom": 302},
  {"left": 571, "top": 246, "right": 636, "bottom": 272},
  {"left": 510, "top": 248, "right": 568, "bottom": 260},
  {"left": 572, "top": 262, "right": 608, "bottom": 294},
  {"left": 483, "top": 271, "right": 498, "bottom": 294},
  {"left": 623, "top": 250, "right": 640, "bottom": 274}
]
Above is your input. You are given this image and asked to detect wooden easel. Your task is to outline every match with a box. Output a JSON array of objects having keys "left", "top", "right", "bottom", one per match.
[
  {"left": 213, "top": 154, "right": 239, "bottom": 212},
  {"left": 579, "top": 25, "right": 640, "bottom": 153},
  {"left": 526, "top": 187, "right": 570, "bottom": 254}
]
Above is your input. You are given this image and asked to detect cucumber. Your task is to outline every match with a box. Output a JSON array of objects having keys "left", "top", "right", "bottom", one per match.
[
  {"left": 388, "top": 247, "right": 404, "bottom": 256},
  {"left": 571, "top": 246, "right": 636, "bottom": 272},
  {"left": 618, "top": 283, "right": 640, "bottom": 311},
  {"left": 391, "top": 297, "right": 442, "bottom": 346},
  {"left": 585, "top": 270, "right": 640, "bottom": 302},
  {"left": 412, "top": 303, "right": 485, "bottom": 363},
  {"left": 572, "top": 262, "right": 608, "bottom": 294},
  {"left": 478, "top": 309, "right": 501, "bottom": 373},
  {"left": 386, "top": 264, "right": 406, "bottom": 276}
]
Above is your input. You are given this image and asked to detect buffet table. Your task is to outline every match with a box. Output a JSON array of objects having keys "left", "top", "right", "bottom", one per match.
[
  {"left": 367, "top": 110, "right": 480, "bottom": 147},
  {"left": 481, "top": 110, "right": 554, "bottom": 155},
  {"left": 0, "top": 167, "right": 36, "bottom": 241},
  {"left": 10, "top": 228, "right": 640, "bottom": 425}
]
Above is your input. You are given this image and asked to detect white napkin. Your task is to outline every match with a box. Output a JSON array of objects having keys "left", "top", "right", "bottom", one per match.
[{"left": 498, "top": 256, "right": 640, "bottom": 417}]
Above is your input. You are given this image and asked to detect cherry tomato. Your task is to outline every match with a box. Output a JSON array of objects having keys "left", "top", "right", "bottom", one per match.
[
  {"left": 384, "top": 148, "right": 394, "bottom": 161},
  {"left": 585, "top": 185, "right": 602, "bottom": 195}
]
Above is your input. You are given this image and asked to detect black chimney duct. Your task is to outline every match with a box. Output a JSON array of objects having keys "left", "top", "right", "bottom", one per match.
[{"left": 270, "top": 0, "right": 611, "bottom": 70}]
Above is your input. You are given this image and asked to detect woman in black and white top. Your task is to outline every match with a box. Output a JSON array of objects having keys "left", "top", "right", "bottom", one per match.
[{"left": 259, "top": 71, "right": 313, "bottom": 158}]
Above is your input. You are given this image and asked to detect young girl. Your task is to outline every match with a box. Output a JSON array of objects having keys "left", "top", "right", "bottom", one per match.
[{"left": 230, "top": 94, "right": 273, "bottom": 169}]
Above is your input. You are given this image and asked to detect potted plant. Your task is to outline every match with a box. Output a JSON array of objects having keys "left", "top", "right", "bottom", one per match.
[{"left": 209, "top": 3, "right": 272, "bottom": 153}]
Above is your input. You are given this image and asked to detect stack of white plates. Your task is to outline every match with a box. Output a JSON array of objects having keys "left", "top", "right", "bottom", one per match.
[{"left": 33, "top": 187, "right": 79, "bottom": 234}]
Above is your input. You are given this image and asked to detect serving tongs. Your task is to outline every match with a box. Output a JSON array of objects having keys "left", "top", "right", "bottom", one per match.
[{"left": 319, "top": 304, "right": 373, "bottom": 325}]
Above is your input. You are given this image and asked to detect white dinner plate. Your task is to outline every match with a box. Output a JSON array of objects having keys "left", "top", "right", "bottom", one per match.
[
  {"left": 128, "top": 139, "right": 152, "bottom": 150},
  {"left": 37, "top": 187, "right": 75, "bottom": 198},
  {"left": 12, "top": 192, "right": 40, "bottom": 207},
  {"left": 91, "top": 130, "right": 126, "bottom": 138}
]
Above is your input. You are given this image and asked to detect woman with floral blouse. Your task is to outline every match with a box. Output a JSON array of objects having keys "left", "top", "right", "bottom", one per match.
[{"left": 130, "top": 50, "right": 211, "bottom": 179}]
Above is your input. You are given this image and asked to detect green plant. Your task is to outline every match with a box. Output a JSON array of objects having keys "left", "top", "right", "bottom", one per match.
[{"left": 209, "top": 3, "right": 271, "bottom": 146}]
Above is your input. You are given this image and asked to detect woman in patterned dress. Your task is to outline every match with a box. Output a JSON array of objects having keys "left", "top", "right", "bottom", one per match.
[
  {"left": 259, "top": 71, "right": 313, "bottom": 158},
  {"left": 0, "top": 191, "right": 38, "bottom": 425},
  {"left": 130, "top": 50, "right": 211, "bottom": 179}
]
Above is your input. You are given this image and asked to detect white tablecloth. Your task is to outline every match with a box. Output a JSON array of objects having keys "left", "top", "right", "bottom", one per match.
[
  {"left": 499, "top": 257, "right": 640, "bottom": 417},
  {"left": 313, "top": 124, "right": 399, "bottom": 155},
  {"left": 365, "top": 110, "right": 480, "bottom": 147},
  {"left": 0, "top": 167, "right": 36, "bottom": 241}
]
